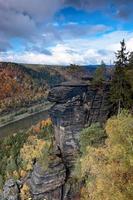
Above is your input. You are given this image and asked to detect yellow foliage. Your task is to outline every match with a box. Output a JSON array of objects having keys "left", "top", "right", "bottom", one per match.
[
  {"left": 20, "top": 183, "right": 31, "bottom": 200},
  {"left": 79, "top": 111, "right": 133, "bottom": 200},
  {"left": 19, "top": 170, "right": 27, "bottom": 178},
  {"left": 41, "top": 118, "right": 52, "bottom": 127},
  {"left": 0, "top": 117, "right": 53, "bottom": 191},
  {"left": 20, "top": 135, "right": 50, "bottom": 171},
  {"left": 32, "top": 125, "right": 41, "bottom": 134},
  {"left": 32, "top": 118, "right": 52, "bottom": 134},
  {"left": 6, "top": 170, "right": 20, "bottom": 180}
]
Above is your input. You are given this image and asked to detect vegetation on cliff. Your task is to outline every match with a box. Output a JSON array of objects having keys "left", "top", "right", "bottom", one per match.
[
  {"left": 0, "top": 118, "right": 53, "bottom": 191},
  {"left": 75, "top": 111, "right": 133, "bottom": 200},
  {"left": 73, "top": 41, "right": 133, "bottom": 198}
]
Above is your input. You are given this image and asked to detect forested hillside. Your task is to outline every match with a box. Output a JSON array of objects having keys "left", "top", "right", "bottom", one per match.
[{"left": 0, "top": 62, "right": 48, "bottom": 115}]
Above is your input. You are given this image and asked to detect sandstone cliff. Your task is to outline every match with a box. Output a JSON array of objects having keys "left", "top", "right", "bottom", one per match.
[{"left": 1, "top": 81, "right": 111, "bottom": 200}]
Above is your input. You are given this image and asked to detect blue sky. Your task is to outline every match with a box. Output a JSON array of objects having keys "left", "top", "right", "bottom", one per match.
[{"left": 0, "top": 0, "right": 133, "bottom": 65}]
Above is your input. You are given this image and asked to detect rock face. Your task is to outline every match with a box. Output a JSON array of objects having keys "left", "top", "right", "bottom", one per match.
[
  {"left": 84, "top": 83, "right": 111, "bottom": 125},
  {"left": 30, "top": 156, "right": 66, "bottom": 200},
  {"left": 48, "top": 82, "right": 110, "bottom": 169},
  {"left": 3, "top": 179, "right": 19, "bottom": 200},
  {"left": 48, "top": 82, "right": 88, "bottom": 103},
  {"left": 48, "top": 82, "right": 88, "bottom": 169}
]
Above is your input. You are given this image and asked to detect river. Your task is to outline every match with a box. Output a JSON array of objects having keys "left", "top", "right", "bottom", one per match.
[{"left": 0, "top": 109, "right": 50, "bottom": 138}]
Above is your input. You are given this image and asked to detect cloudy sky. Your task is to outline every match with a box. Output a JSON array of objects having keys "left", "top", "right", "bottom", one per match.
[{"left": 0, "top": 0, "right": 133, "bottom": 65}]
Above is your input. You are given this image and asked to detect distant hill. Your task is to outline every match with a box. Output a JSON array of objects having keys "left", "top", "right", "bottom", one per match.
[
  {"left": 23, "top": 63, "right": 93, "bottom": 82},
  {"left": 21, "top": 63, "right": 66, "bottom": 87},
  {"left": 0, "top": 62, "right": 49, "bottom": 114},
  {"left": 0, "top": 62, "right": 112, "bottom": 115}
]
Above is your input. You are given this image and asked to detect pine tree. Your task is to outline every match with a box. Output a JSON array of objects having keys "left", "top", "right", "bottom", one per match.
[
  {"left": 128, "top": 51, "right": 133, "bottom": 68},
  {"left": 115, "top": 39, "right": 128, "bottom": 67},
  {"left": 92, "top": 60, "right": 106, "bottom": 86},
  {"left": 110, "top": 39, "right": 132, "bottom": 113}
]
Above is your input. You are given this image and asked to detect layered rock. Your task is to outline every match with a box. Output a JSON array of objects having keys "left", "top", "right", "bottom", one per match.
[
  {"left": 45, "top": 81, "right": 110, "bottom": 199},
  {"left": 48, "top": 82, "right": 88, "bottom": 169},
  {"left": 48, "top": 82, "right": 110, "bottom": 169},
  {"left": 84, "top": 83, "right": 111, "bottom": 125},
  {"left": 30, "top": 156, "right": 66, "bottom": 200}
]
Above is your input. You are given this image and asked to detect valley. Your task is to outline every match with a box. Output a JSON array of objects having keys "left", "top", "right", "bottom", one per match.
[
  {"left": 0, "top": 62, "right": 92, "bottom": 138},
  {"left": 0, "top": 1, "right": 133, "bottom": 199}
]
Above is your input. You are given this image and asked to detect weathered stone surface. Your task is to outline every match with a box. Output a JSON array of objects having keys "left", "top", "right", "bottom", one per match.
[
  {"left": 47, "top": 82, "right": 111, "bottom": 199},
  {"left": 3, "top": 179, "right": 19, "bottom": 200},
  {"left": 30, "top": 156, "right": 66, "bottom": 200},
  {"left": 85, "top": 84, "right": 111, "bottom": 125},
  {"left": 50, "top": 103, "right": 86, "bottom": 168},
  {"left": 49, "top": 83, "right": 110, "bottom": 169},
  {"left": 48, "top": 82, "right": 88, "bottom": 103}
]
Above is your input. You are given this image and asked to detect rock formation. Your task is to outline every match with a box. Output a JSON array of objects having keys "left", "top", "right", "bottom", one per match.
[
  {"left": 48, "top": 82, "right": 110, "bottom": 166},
  {"left": 1, "top": 81, "right": 111, "bottom": 200},
  {"left": 29, "top": 81, "right": 111, "bottom": 200},
  {"left": 2, "top": 179, "right": 19, "bottom": 200},
  {"left": 30, "top": 156, "right": 66, "bottom": 200},
  {"left": 48, "top": 82, "right": 88, "bottom": 169}
]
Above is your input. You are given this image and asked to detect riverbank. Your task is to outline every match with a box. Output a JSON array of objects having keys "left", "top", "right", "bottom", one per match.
[
  {"left": 0, "top": 100, "right": 51, "bottom": 125},
  {"left": 0, "top": 104, "right": 53, "bottom": 138}
]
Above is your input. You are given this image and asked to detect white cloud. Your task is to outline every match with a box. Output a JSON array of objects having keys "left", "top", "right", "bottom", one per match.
[{"left": 1, "top": 30, "right": 133, "bottom": 65}]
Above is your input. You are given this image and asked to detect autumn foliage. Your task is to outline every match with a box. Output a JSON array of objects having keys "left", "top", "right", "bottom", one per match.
[
  {"left": 0, "top": 118, "right": 53, "bottom": 192},
  {"left": 75, "top": 111, "right": 133, "bottom": 200},
  {"left": 32, "top": 118, "right": 52, "bottom": 134},
  {"left": 0, "top": 63, "right": 47, "bottom": 114},
  {"left": 20, "top": 183, "right": 31, "bottom": 200}
]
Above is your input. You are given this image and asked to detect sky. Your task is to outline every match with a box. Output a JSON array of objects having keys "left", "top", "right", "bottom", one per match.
[{"left": 0, "top": 0, "right": 133, "bottom": 65}]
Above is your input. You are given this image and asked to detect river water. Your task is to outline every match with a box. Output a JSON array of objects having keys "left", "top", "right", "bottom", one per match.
[{"left": 0, "top": 109, "right": 49, "bottom": 138}]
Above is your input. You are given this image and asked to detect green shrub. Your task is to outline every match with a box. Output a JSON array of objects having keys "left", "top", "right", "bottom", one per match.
[
  {"left": 0, "top": 131, "right": 28, "bottom": 189},
  {"left": 80, "top": 123, "right": 106, "bottom": 154},
  {"left": 74, "top": 123, "right": 106, "bottom": 180}
]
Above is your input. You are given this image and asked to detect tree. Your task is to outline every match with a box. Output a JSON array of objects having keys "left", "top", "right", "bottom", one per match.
[
  {"left": 79, "top": 123, "right": 106, "bottom": 154},
  {"left": 0, "top": 118, "right": 53, "bottom": 190},
  {"left": 125, "top": 51, "right": 133, "bottom": 96},
  {"left": 128, "top": 51, "right": 133, "bottom": 68},
  {"left": 115, "top": 39, "right": 128, "bottom": 68},
  {"left": 110, "top": 39, "right": 132, "bottom": 113},
  {"left": 92, "top": 60, "right": 106, "bottom": 86},
  {"left": 74, "top": 123, "right": 106, "bottom": 180},
  {"left": 78, "top": 111, "right": 133, "bottom": 200}
]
